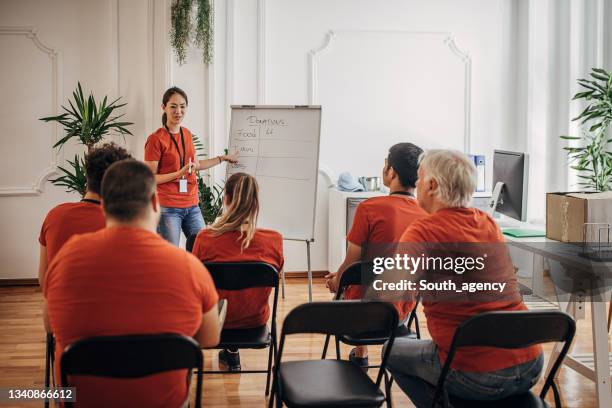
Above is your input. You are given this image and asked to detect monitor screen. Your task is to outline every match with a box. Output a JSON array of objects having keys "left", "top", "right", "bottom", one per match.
[{"left": 492, "top": 150, "right": 527, "bottom": 221}]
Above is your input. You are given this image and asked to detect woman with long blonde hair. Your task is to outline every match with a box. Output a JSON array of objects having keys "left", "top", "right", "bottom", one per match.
[{"left": 192, "top": 172, "right": 283, "bottom": 371}]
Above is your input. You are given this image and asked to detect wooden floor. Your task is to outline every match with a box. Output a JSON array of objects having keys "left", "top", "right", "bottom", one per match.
[{"left": 0, "top": 278, "right": 605, "bottom": 407}]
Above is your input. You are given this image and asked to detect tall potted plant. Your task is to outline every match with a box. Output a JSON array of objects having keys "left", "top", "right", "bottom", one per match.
[
  {"left": 193, "top": 134, "right": 225, "bottom": 224},
  {"left": 39, "top": 83, "right": 133, "bottom": 196},
  {"left": 561, "top": 68, "right": 612, "bottom": 192}
]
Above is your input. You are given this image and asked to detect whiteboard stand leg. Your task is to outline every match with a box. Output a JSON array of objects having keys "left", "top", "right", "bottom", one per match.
[
  {"left": 307, "top": 240, "right": 313, "bottom": 302},
  {"left": 281, "top": 268, "right": 286, "bottom": 299}
]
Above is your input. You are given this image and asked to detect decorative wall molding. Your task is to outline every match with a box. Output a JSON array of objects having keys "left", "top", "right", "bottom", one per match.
[
  {"left": 308, "top": 30, "right": 472, "bottom": 153},
  {"left": 0, "top": 27, "right": 62, "bottom": 196},
  {"left": 110, "top": 0, "right": 120, "bottom": 98},
  {"left": 225, "top": 0, "right": 235, "bottom": 139},
  {"left": 257, "top": 0, "right": 266, "bottom": 103},
  {"left": 205, "top": 0, "right": 217, "bottom": 181},
  {"left": 147, "top": 0, "right": 155, "bottom": 133}
]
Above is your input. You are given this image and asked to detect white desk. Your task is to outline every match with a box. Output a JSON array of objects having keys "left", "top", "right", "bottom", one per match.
[{"left": 504, "top": 227, "right": 612, "bottom": 407}]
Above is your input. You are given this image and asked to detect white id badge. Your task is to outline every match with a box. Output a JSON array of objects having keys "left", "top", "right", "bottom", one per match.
[{"left": 179, "top": 178, "right": 188, "bottom": 193}]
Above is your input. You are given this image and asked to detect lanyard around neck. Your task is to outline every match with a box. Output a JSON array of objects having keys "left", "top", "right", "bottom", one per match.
[
  {"left": 165, "top": 126, "right": 186, "bottom": 168},
  {"left": 81, "top": 198, "right": 101, "bottom": 205}
]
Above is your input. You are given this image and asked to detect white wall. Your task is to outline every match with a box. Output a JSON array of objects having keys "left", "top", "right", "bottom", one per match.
[
  {"left": 1, "top": 0, "right": 610, "bottom": 279},
  {"left": 0, "top": 0, "right": 164, "bottom": 280},
  {"left": 220, "top": 0, "right": 523, "bottom": 271}
]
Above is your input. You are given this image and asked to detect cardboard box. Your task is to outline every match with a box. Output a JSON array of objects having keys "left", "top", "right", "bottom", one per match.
[{"left": 546, "top": 192, "right": 612, "bottom": 242}]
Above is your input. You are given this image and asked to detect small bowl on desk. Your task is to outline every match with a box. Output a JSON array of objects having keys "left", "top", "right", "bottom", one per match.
[{"left": 359, "top": 176, "right": 381, "bottom": 191}]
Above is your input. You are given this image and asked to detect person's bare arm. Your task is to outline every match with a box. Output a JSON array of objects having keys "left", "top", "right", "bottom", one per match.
[
  {"left": 194, "top": 152, "right": 239, "bottom": 171},
  {"left": 325, "top": 242, "right": 362, "bottom": 293},
  {"left": 193, "top": 306, "right": 221, "bottom": 347},
  {"left": 38, "top": 245, "right": 47, "bottom": 292},
  {"left": 144, "top": 160, "right": 189, "bottom": 185}
]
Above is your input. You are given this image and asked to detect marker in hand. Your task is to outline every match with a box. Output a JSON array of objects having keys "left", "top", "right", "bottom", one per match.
[{"left": 188, "top": 157, "right": 193, "bottom": 174}]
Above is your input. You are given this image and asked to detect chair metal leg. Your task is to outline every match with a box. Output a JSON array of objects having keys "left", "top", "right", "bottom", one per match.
[
  {"left": 334, "top": 336, "right": 341, "bottom": 360},
  {"left": 265, "top": 343, "right": 274, "bottom": 396},
  {"left": 384, "top": 371, "right": 394, "bottom": 408},
  {"left": 44, "top": 334, "right": 51, "bottom": 408},
  {"left": 321, "top": 334, "right": 331, "bottom": 359},
  {"left": 268, "top": 376, "right": 276, "bottom": 408}
]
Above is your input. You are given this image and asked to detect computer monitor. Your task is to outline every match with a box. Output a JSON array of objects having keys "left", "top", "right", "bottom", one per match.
[{"left": 489, "top": 150, "right": 529, "bottom": 222}]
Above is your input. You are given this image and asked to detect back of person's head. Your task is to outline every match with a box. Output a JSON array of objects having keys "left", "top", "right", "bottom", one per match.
[
  {"left": 85, "top": 143, "right": 132, "bottom": 195},
  {"left": 210, "top": 172, "right": 259, "bottom": 251},
  {"left": 101, "top": 160, "right": 156, "bottom": 222},
  {"left": 419, "top": 149, "right": 476, "bottom": 208},
  {"left": 387, "top": 143, "right": 423, "bottom": 188}
]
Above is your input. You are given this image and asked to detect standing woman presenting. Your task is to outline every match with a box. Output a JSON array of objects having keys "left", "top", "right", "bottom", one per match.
[{"left": 145, "top": 87, "right": 238, "bottom": 245}]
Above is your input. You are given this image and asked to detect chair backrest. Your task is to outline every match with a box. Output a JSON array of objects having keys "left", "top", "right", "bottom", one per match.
[
  {"left": 434, "top": 311, "right": 575, "bottom": 407},
  {"left": 61, "top": 333, "right": 203, "bottom": 407},
  {"left": 282, "top": 301, "right": 397, "bottom": 337},
  {"left": 186, "top": 233, "right": 198, "bottom": 253},
  {"left": 204, "top": 262, "right": 279, "bottom": 290},
  {"left": 450, "top": 310, "right": 575, "bottom": 349},
  {"left": 277, "top": 301, "right": 398, "bottom": 387},
  {"left": 333, "top": 261, "right": 376, "bottom": 302},
  {"left": 335, "top": 262, "right": 370, "bottom": 299}
]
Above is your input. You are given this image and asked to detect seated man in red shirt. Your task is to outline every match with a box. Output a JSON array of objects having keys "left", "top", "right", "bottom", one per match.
[
  {"left": 384, "top": 150, "right": 543, "bottom": 407},
  {"left": 325, "top": 143, "right": 427, "bottom": 368},
  {"left": 193, "top": 172, "right": 284, "bottom": 371},
  {"left": 45, "top": 160, "right": 220, "bottom": 408},
  {"left": 38, "top": 142, "right": 131, "bottom": 292}
]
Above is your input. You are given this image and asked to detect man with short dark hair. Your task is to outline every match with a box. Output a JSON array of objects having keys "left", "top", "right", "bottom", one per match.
[
  {"left": 324, "top": 142, "right": 427, "bottom": 369},
  {"left": 45, "top": 160, "right": 220, "bottom": 408},
  {"left": 38, "top": 142, "right": 131, "bottom": 291}
]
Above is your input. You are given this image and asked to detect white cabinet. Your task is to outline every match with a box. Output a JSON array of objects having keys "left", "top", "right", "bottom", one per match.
[
  {"left": 327, "top": 189, "right": 384, "bottom": 273},
  {"left": 327, "top": 189, "right": 491, "bottom": 273}
]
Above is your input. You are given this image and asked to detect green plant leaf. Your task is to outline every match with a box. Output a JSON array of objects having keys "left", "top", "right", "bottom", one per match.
[{"left": 590, "top": 72, "right": 608, "bottom": 81}]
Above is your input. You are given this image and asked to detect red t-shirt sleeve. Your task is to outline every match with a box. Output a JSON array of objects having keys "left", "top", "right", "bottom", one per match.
[
  {"left": 187, "top": 255, "right": 219, "bottom": 313},
  {"left": 144, "top": 133, "right": 163, "bottom": 162},
  {"left": 346, "top": 203, "right": 369, "bottom": 245}
]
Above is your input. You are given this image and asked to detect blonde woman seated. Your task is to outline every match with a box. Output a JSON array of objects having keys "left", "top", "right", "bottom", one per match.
[{"left": 192, "top": 172, "right": 284, "bottom": 371}]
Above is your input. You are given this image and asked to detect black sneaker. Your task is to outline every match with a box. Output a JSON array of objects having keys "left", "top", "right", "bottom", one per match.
[
  {"left": 219, "top": 349, "right": 241, "bottom": 372},
  {"left": 349, "top": 348, "right": 369, "bottom": 372}
]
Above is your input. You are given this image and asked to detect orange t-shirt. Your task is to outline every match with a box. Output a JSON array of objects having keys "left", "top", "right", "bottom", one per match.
[
  {"left": 144, "top": 127, "right": 199, "bottom": 208},
  {"left": 400, "top": 207, "right": 542, "bottom": 372},
  {"left": 192, "top": 228, "right": 284, "bottom": 329},
  {"left": 45, "top": 227, "right": 218, "bottom": 408},
  {"left": 39, "top": 201, "right": 105, "bottom": 263},
  {"left": 345, "top": 195, "right": 427, "bottom": 320}
]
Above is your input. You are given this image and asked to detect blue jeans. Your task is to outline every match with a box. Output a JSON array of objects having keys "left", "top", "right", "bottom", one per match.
[
  {"left": 158, "top": 205, "right": 205, "bottom": 246},
  {"left": 385, "top": 338, "right": 544, "bottom": 408}
]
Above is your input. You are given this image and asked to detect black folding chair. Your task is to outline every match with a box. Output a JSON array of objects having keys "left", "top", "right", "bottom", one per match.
[
  {"left": 60, "top": 333, "right": 203, "bottom": 408},
  {"left": 322, "top": 261, "right": 421, "bottom": 362},
  {"left": 430, "top": 310, "right": 576, "bottom": 408},
  {"left": 44, "top": 332, "right": 55, "bottom": 408},
  {"left": 269, "top": 301, "right": 399, "bottom": 408},
  {"left": 202, "top": 262, "right": 279, "bottom": 396}
]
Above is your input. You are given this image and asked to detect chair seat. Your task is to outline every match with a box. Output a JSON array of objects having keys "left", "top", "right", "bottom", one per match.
[
  {"left": 449, "top": 391, "right": 549, "bottom": 408},
  {"left": 218, "top": 325, "right": 270, "bottom": 349},
  {"left": 279, "top": 360, "right": 385, "bottom": 407},
  {"left": 340, "top": 324, "right": 417, "bottom": 346}
]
